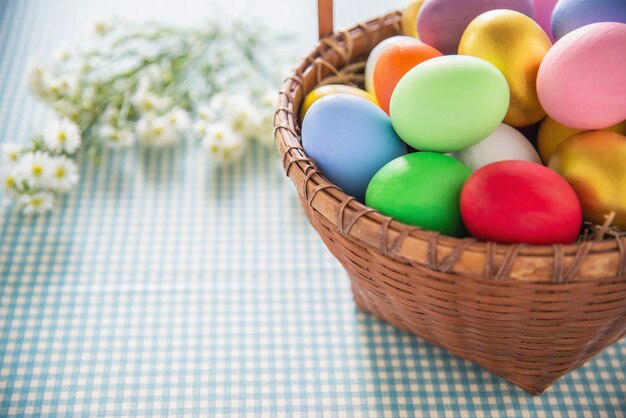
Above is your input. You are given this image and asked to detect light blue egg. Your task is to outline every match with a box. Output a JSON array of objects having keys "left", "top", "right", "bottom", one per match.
[
  {"left": 302, "top": 94, "right": 407, "bottom": 202},
  {"left": 552, "top": 0, "right": 626, "bottom": 40}
]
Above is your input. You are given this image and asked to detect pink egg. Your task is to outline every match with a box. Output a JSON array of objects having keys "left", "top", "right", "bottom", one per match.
[
  {"left": 537, "top": 22, "right": 626, "bottom": 130},
  {"left": 532, "top": 0, "right": 558, "bottom": 41}
]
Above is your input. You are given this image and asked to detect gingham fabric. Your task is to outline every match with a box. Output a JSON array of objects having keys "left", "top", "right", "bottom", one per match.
[{"left": 0, "top": 1, "right": 624, "bottom": 416}]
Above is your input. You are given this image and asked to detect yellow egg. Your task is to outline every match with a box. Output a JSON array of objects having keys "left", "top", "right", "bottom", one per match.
[
  {"left": 538, "top": 117, "right": 626, "bottom": 163},
  {"left": 549, "top": 131, "right": 626, "bottom": 228},
  {"left": 459, "top": 9, "right": 552, "bottom": 127},
  {"left": 401, "top": 0, "right": 423, "bottom": 39},
  {"left": 301, "top": 85, "right": 379, "bottom": 119}
]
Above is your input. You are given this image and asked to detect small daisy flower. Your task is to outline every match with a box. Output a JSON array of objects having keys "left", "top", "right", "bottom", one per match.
[
  {"left": 136, "top": 114, "right": 179, "bottom": 147},
  {"left": 1, "top": 142, "right": 24, "bottom": 167},
  {"left": 90, "top": 19, "right": 111, "bottom": 37},
  {"left": 43, "top": 118, "right": 82, "bottom": 154},
  {"left": 261, "top": 89, "right": 278, "bottom": 109},
  {"left": 19, "top": 191, "right": 55, "bottom": 215},
  {"left": 256, "top": 113, "right": 276, "bottom": 148},
  {"left": 194, "top": 120, "right": 211, "bottom": 137},
  {"left": 99, "top": 124, "right": 136, "bottom": 148},
  {"left": 46, "top": 156, "right": 79, "bottom": 193},
  {"left": 197, "top": 104, "right": 216, "bottom": 122},
  {"left": 164, "top": 107, "right": 191, "bottom": 132},
  {"left": 47, "top": 75, "right": 79, "bottom": 98},
  {"left": 132, "top": 89, "right": 170, "bottom": 114},
  {"left": 16, "top": 151, "right": 52, "bottom": 188},
  {"left": 54, "top": 47, "right": 71, "bottom": 63},
  {"left": 223, "top": 94, "right": 263, "bottom": 139},
  {"left": 51, "top": 100, "right": 81, "bottom": 123},
  {"left": 26, "top": 60, "right": 51, "bottom": 100},
  {"left": 1, "top": 168, "right": 23, "bottom": 195},
  {"left": 201, "top": 122, "right": 245, "bottom": 164}
]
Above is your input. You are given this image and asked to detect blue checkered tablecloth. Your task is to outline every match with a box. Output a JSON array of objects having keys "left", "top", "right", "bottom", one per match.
[{"left": 0, "top": 0, "right": 625, "bottom": 416}]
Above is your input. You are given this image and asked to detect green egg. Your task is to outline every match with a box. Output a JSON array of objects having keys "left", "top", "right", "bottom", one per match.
[
  {"left": 365, "top": 152, "right": 471, "bottom": 236},
  {"left": 389, "top": 55, "right": 510, "bottom": 153}
]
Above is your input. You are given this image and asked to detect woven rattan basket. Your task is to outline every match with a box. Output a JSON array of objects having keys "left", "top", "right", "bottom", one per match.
[{"left": 274, "top": 0, "right": 626, "bottom": 395}]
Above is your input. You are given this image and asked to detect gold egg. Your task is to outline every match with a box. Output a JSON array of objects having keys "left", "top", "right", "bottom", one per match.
[
  {"left": 538, "top": 117, "right": 626, "bottom": 163},
  {"left": 459, "top": 10, "right": 552, "bottom": 127},
  {"left": 549, "top": 131, "right": 626, "bottom": 228},
  {"left": 401, "top": 0, "right": 423, "bottom": 39},
  {"left": 301, "top": 85, "right": 379, "bottom": 118}
]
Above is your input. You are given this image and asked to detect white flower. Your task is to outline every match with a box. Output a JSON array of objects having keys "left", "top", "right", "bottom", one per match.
[
  {"left": 16, "top": 151, "right": 52, "bottom": 188},
  {"left": 43, "top": 118, "right": 82, "bottom": 154},
  {"left": 1, "top": 142, "right": 23, "bottom": 167},
  {"left": 194, "top": 120, "right": 210, "bottom": 137},
  {"left": 201, "top": 122, "right": 245, "bottom": 164},
  {"left": 164, "top": 107, "right": 191, "bottom": 132},
  {"left": 197, "top": 104, "right": 215, "bottom": 122},
  {"left": 46, "top": 156, "right": 79, "bottom": 192},
  {"left": 54, "top": 47, "right": 71, "bottom": 63},
  {"left": 51, "top": 99, "right": 80, "bottom": 122},
  {"left": 261, "top": 89, "right": 278, "bottom": 109},
  {"left": 1, "top": 168, "right": 23, "bottom": 195},
  {"left": 223, "top": 94, "right": 263, "bottom": 139},
  {"left": 98, "top": 125, "right": 136, "bottom": 148},
  {"left": 90, "top": 19, "right": 111, "bottom": 37},
  {"left": 26, "top": 60, "right": 51, "bottom": 100},
  {"left": 19, "top": 192, "right": 55, "bottom": 215},
  {"left": 131, "top": 89, "right": 170, "bottom": 114},
  {"left": 136, "top": 114, "right": 180, "bottom": 147},
  {"left": 47, "top": 75, "right": 79, "bottom": 98},
  {"left": 256, "top": 113, "right": 275, "bottom": 148}
]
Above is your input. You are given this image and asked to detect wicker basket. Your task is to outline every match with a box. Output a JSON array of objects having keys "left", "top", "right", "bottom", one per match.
[{"left": 274, "top": 0, "right": 626, "bottom": 395}]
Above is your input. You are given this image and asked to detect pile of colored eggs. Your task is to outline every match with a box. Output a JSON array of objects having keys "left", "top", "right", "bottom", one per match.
[{"left": 301, "top": 0, "right": 626, "bottom": 245}]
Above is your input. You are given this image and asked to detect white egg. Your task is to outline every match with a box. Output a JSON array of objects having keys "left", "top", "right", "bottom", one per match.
[
  {"left": 364, "top": 36, "right": 419, "bottom": 96},
  {"left": 449, "top": 123, "right": 541, "bottom": 171}
]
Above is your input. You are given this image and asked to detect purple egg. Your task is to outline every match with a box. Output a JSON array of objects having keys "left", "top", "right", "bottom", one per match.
[
  {"left": 551, "top": 0, "right": 626, "bottom": 40},
  {"left": 418, "top": 0, "right": 535, "bottom": 54}
]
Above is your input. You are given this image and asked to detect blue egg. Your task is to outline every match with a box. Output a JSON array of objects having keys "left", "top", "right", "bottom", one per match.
[
  {"left": 302, "top": 94, "right": 407, "bottom": 202},
  {"left": 552, "top": 0, "right": 626, "bottom": 40}
]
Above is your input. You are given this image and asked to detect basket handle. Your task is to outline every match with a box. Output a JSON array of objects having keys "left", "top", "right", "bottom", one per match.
[{"left": 318, "top": 0, "right": 334, "bottom": 39}]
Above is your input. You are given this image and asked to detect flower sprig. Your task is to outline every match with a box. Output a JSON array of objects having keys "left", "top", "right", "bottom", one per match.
[{"left": 2, "top": 18, "right": 282, "bottom": 214}]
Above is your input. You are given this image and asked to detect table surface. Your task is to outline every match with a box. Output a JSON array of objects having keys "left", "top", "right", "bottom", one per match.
[{"left": 0, "top": 0, "right": 624, "bottom": 416}]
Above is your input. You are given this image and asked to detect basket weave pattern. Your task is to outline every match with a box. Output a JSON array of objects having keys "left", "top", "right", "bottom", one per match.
[{"left": 274, "top": 11, "right": 626, "bottom": 395}]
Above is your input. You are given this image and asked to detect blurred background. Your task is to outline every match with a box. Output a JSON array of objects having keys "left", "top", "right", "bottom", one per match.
[{"left": 0, "top": 0, "right": 624, "bottom": 416}]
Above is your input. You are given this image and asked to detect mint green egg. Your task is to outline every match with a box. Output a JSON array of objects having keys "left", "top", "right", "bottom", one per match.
[
  {"left": 365, "top": 152, "right": 471, "bottom": 237},
  {"left": 389, "top": 55, "right": 510, "bottom": 153}
]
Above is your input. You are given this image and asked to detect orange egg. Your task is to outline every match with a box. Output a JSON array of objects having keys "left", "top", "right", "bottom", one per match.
[{"left": 373, "top": 41, "right": 442, "bottom": 114}]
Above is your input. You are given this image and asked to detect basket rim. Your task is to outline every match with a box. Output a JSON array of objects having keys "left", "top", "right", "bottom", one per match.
[{"left": 274, "top": 10, "right": 626, "bottom": 282}]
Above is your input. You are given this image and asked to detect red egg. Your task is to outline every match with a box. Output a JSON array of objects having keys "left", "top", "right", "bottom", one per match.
[
  {"left": 373, "top": 41, "right": 442, "bottom": 114},
  {"left": 460, "top": 161, "right": 582, "bottom": 244}
]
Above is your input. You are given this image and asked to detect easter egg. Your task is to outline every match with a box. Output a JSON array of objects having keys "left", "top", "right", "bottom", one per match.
[
  {"left": 417, "top": 0, "right": 535, "bottom": 54},
  {"left": 302, "top": 94, "right": 407, "bottom": 202},
  {"left": 373, "top": 41, "right": 442, "bottom": 114},
  {"left": 549, "top": 131, "right": 626, "bottom": 228},
  {"left": 537, "top": 22, "right": 626, "bottom": 130},
  {"left": 532, "top": 0, "right": 558, "bottom": 41},
  {"left": 460, "top": 161, "right": 582, "bottom": 244},
  {"left": 459, "top": 10, "right": 551, "bottom": 127},
  {"left": 537, "top": 117, "right": 626, "bottom": 163},
  {"left": 390, "top": 55, "right": 510, "bottom": 153},
  {"left": 301, "top": 85, "right": 378, "bottom": 118},
  {"left": 401, "top": 0, "right": 424, "bottom": 38},
  {"left": 366, "top": 152, "right": 471, "bottom": 236},
  {"left": 365, "top": 36, "right": 419, "bottom": 96},
  {"left": 552, "top": 0, "right": 626, "bottom": 40},
  {"left": 449, "top": 124, "right": 541, "bottom": 171}
]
